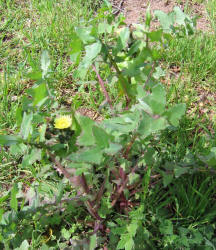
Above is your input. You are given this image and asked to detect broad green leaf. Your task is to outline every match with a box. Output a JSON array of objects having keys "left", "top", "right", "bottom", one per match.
[
  {"left": 77, "top": 116, "right": 95, "bottom": 146},
  {"left": 144, "top": 84, "right": 166, "bottom": 115},
  {"left": 77, "top": 41, "right": 102, "bottom": 79},
  {"left": 0, "top": 135, "right": 21, "bottom": 146},
  {"left": 15, "top": 240, "right": 30, "bottom": 250},
  {"left": 22, "top": 148, "right": 41, "bottom": 167},
  {"left": 148, "top": 29, "right": 163, "bottom": 42},
  {"left": 70, "top": 35, "right": 82, "bottom": 64},
  {"left": 27, "top": 82, "right": 48, "bottom": 107},
  {"left": 120, "top": 27, "right": 130, "bottom": 49},
  {"left": 114, "top": 27, "right": 130, "bottom": 55},
  {"left": 165, "top": 103, "right": 186, "bottom": 126},
  {"left": 92, "top": 125, "right": 110, "bottom": 148},
  {"left": 89, "top": 234, "right": 97, "bottom": 250},
  {"left": 154, "top": 10, "right": 175, "bottom": 33},
  {"left": 41, "top": 50, "right": 50, "bottom": 78},
  {"left": 69, "top": 147, "right": 103, "bottom": 164},
  {"left": 20, "top": 112, "right": 33, "bottom": 140},
  {"left": 162, "top": 173, "right": 173, "bottom": 187},
  {"left": 124, "top": 48, "right": 151, "bottom": 77},
  {"left": 174, "top": 6, "right": 187, "bottom": 26},
  {"left": 75, "top": 27, "right": 95, "bottom": 44},
  {"left": 10, "top": 183, "right": 18, "bottom": 211},
  {"left": 138, "top": 112, "right": 168, "bottom": 138},
  {"left": 128, "top": 40, "right": 142, "bottom": 57},
  {"left": 104, "top": 143, "right": 122, "bottom": 155},
  {"left": 98, "top": 23, "right": 112, "bottom": 34},
  {"left": 10, "top": 143, "right": 27, "bottom": 155},
  {"left": 27, "top": 71, "right": 42, "bottom": 80},
  {"left": 102, "top": 111, "right": 141, "bottom": 134}
]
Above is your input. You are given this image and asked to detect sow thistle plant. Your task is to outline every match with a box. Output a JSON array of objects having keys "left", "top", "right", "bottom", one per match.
[{"left": 0, "top": 4, "right": 215, "bottom": 250}]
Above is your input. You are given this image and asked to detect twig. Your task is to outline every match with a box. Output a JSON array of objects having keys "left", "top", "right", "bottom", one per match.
[
  {"left": 94, "top": 177, "right": 107, "bottom": 209},
  {"left": 123, "top": 134, "right": 137, "bottom": 159},
  {"left": 92, "top": 64, "right": 113, "bottom": 110},
  {"left": 111, "top": 163, "right": 139, "bottom": 207},
  {"left": 112, "top": 0, "right": 124, "bottom": 15}
]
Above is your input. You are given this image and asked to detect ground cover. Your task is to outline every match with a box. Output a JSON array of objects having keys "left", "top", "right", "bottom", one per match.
[{"left": 0, "top": 0, "right": 216, "bottom": 249}]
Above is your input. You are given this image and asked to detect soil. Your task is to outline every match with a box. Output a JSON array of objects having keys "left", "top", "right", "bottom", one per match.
[{"left": 111, "top": 0, "right": 210, "bottom": 31}]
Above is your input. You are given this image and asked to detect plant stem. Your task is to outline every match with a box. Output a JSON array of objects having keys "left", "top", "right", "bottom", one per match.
[
  {"left": 47, "top": 151, "right": 102, "bottom": 221},
  {"left": 111, "top": 163, "right": 139, "bottom": 207},
  {"left": 92, "top": 64, "right": 113, "bottom": 110},
  {"left": 105, "top": 47, "right": 131, "bottom": 106}
]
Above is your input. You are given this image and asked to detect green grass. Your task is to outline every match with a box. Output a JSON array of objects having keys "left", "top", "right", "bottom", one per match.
[
  {"left": 0, "top": 0, "right": 216, "bottom": 248},
  {"left": 0, "top": 0, "right": 101, "bottom": 130}
]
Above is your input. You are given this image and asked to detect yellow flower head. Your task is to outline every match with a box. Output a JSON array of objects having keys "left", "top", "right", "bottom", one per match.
[{"left": 54, "top": 115, "right": 72, "bottom": 129}]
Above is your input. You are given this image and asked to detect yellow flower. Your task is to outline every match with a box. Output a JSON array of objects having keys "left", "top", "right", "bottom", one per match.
[{"left": 54, "top": 115, "right": 72, "bottom": 129}]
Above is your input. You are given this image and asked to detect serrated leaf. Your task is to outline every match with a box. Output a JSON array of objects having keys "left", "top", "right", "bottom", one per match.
[
  {"left": 10, "top": 143, "right": 27, "bottom": 155},
  {"left": 22, "top": 148, "right": 41, "bottom": 167},
  {"left": 154, "top": 10, "right": 175, "bottom": 33},
  {"left": 166, "top": 103, "right": 186, "bottom": 126},
  {"left": 117, "top": 234, "right": 134, "bottom": 250},
  {"left": 173, "top": 6, "right": 187, "bottom": 26},
  {"left": 125, "top": 238, "right": 134, "bottom": 250},
  {"left": 127, "top": 222, "right": 138, "bottom": 237},
  {"left": 75, "top": 27, "right": 95, "bottom": 44}
]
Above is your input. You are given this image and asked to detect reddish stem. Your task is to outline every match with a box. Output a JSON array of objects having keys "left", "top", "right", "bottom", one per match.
[{"left": 92, "top": 64, "right": 113, "bottom": 110}]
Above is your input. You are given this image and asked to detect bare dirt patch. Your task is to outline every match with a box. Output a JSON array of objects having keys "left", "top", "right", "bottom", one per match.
[{"left": 112, "top": 0, "right": 210, "bottom": 31}]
